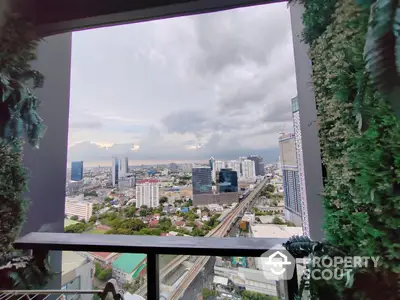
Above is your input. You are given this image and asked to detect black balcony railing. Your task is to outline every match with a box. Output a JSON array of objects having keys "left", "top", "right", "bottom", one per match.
[{"left": 14, "top": 232, "right": 298, "bottom": 300}]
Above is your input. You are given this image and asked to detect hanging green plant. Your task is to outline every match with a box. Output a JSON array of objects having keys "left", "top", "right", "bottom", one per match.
[
  {"left": 0, "top": 12, "right": 46, "bottom": 148},
  {"left": 0, "top": 11, "right": 51, "bottom": 289}
]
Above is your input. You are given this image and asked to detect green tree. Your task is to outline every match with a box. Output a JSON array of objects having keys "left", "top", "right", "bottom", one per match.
[
  {"left": 94, "top": 262, "right": 102, "bottom": 277},
  {"left": 271, "top": 216, "right": 284, "bottom": 225},
  {"left": 139, "top": 209, "right": 147, "bottom": 217},
  {"left": 124, "top": 206, "right": 137, "bottom": 218},
  {"left": 64, "top": 223, "right": 87, "bottom": 233},
  {"left": 119, "top": 219, "right": 146, "bottom": 232},
  {"left": 70, "top": 215, "right": 79, "bottom": 221},
  {"left": 158, "top": 218, "right": 172, "bottom": 232},
  {"left": 202, "top": 288, "right": 218, "bottom": 299},
  {"left": 159, "top": 196, "right": 168, "bottom": 205},
  {"left": 265, "top": 184, "right": 275, "bottom": 193},
  {"left": 104, "top": 196, "right": 113, "bottom": 202},
  {"left": 242, "top": 290, "right": 277, "bottom": 300},
  {"left": 89, "top": 215, "right": 98, "bottom": 223},
  {"left": 97, "top": 268, "right": 112, "bottom": 281}
]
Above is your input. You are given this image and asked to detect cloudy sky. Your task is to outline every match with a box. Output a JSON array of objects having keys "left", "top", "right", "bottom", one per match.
[{"left": 67, "top": 2, "right": 296, "bottom": 165}]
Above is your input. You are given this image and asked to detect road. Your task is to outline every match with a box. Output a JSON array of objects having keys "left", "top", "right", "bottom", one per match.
[{"left": 168, "top": 179, "right": 268, "bottom": 300}]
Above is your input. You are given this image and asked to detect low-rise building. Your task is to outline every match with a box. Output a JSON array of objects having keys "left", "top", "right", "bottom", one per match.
[
  {"left": 62, "top": 252, "right": 94, "bottom": 300},
  {"left": 86, "top": 252, "right": 119, "bottom": 267},
  {"left": 112, "top": 253, "right": 147, "bottom": 285},
  {"left": 65, "top": 200, "right": 93, "bottom": 221}
]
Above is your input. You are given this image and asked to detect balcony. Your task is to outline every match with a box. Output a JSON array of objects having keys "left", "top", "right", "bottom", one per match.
[{"left": 6, "top": 233, "right": 298, "bottom": 300}]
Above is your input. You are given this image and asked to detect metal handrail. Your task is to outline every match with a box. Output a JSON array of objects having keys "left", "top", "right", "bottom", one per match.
[{"left": 0, "top": 279, "right": 124, "bottom": 300}]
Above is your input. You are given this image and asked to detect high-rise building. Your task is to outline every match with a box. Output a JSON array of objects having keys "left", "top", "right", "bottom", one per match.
[
  {"left": 112, "top": 157, "right": 119, "bottom": 187},
  {"left": 214, "top": 160, "right": 225, "bottom": 172},
  {"left": 227, "top": 160, "right": 241, "bottom": 177},
  {"left": 168, "top": 163, "right": 178, "bottom": 172},
  {"left": 71, "top": 161, "right": 83, "bottom": 181},
  {"left": 182, "top": 163, "right": 193, "bottom": 173},
  {"left": 247, "top": 155, "right": 265, "bottom": 176},
  {"left": 119, "top": 157, "right": 129, "bottom": 175},
  {"left": 279, "top": 132, "right": 302, "bottom": 226},
  {"left": 292, "top": 95, "right": 308, "bottom": 234},
  {"left": 241, "top": 159, "right": 256, "bottom": 179},
  {"left": 217, "top": 169, "right": 238, "bottom": 193},
  {"left": 136, "top": 179, "right": 160, "bottom": 208},
  {"left": 209, "top": 157, "right": 216, "bottom": 182},
  {"left": 192, "top": 167, "right": 212, "bottom": 195}
]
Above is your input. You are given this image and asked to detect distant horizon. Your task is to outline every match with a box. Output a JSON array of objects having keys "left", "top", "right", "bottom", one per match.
[
  {"left": 67, "top": 159, "right": 208, "bottom": 168},
  {"left": 67, "top": 157, "right": 278, "bottom": 168}
]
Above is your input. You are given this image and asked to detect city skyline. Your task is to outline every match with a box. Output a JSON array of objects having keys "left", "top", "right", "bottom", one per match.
[{"left": 67, "top": 2, "right": 296, "bottom": 163}]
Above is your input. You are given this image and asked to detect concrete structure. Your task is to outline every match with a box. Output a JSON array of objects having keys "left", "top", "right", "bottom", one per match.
[
  {"left": 136, "top": 179, "right": 160, "bottom": 208},
  {"left": 112, "top": 253, "right": 147, "bottom": 285},
  {"left": 290, "top": 1, "right": 325, "bottom": 239},
  {"left": 193, "top": 192, "right": 238, "bottom": 206},
  {"left": 249, "top": 224, "right": 302, "bottom": 239},
  {"left": 62, "top": 252, "right": 94, "bottom": 300},
  {"left": 249, "top": 224, "right": 303, "bottom": 271},
  {"left": 65, "top": 198, "right": 93, "bottom": 221}
]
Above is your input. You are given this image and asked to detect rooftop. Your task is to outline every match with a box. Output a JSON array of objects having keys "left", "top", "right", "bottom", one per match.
[
  {"left": 88, "top": 252, "right": 117, "bottom": 260},
  {"left": 250, "top": 224, "right": 303, "bottom": 238},
  {"left": 112, "top": 253, "right": 147, "bottom": 273},
  {"left": 62, "top": 251, "right": 87, "bottom": 275}
]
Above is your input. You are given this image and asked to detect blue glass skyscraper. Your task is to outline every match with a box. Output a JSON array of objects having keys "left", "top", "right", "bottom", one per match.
[
  {"left": 192, "top": 167, "right": 212, "bottom": 194},
  {"left": 217, "top": 168, "right": 238, "bottom": 193},
  {"left": 71, "top": 161, "right": 83, "bottom": 181}
]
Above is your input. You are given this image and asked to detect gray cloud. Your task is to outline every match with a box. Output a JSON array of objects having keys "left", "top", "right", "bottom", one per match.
[
  {"left": 67, "top": 2, "right": 296, "bottom": 163},
  {"left": 69, "top": 121, "right": 103, "bottom": 129}
]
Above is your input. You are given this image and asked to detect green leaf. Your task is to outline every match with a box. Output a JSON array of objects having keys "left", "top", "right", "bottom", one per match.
[{"left": 364, "top": 0, "right": 399, "bottom": 94}]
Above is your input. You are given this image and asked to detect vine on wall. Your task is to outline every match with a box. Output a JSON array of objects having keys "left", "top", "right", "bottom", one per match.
[
  {"left": 289, "top": 0, "right": 400, "bottom": 298},
  {"left": 0, "top": 11, "right": 51, "bottom": 289}
]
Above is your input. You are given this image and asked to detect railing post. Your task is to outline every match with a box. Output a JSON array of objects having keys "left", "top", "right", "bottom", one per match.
[
  {"left": 147, "top": 253, "right": 159, "bottom": 300},
  {"left": 287, "top": 264, "right": 299, "bottom": 300}
]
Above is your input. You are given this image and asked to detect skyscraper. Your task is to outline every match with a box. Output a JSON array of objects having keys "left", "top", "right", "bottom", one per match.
[
  {"left": 192, "top": 167, "right": 212, "bottom": 195},
  {"left": 112, "top": 157, "right": 119, "bottom": 187},
  {"left": 120, "top": 157, "right": 129, "bottom": 175},
  {"left": 209, "top": 157, "right": 216, "bottom": 182},
  {"left": 279, "top": 132, "right": 302, "bottom": 226},
  {"left": 71, "top": 161, "right": 83, "bottom": 181},
  {"left": 241, "top": 159, "right": 256, "bottom": 179},
  {"left": 136, "top": 179, "right": 160, "bottom": 208},
  {"left": 227, "top": 160, "right": 241, "bottom": 177},
  {"left": 247, "top": 155, "right": 265, "bottom": 176},
  {"left": 292, "top": 95, "right": 308, "bottom": 234},
  {"left": 217, "top": 169, "right": 238, "bottom": 193}
]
